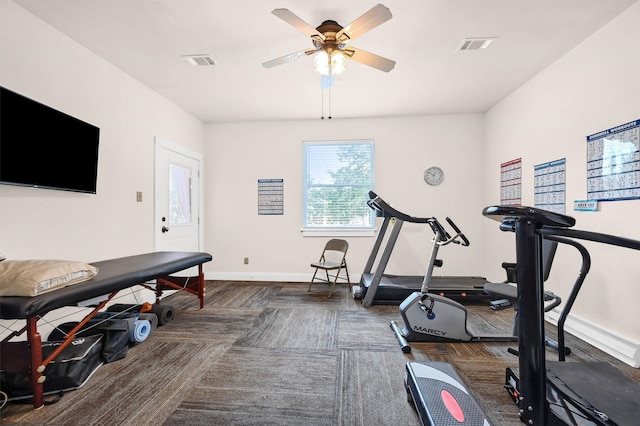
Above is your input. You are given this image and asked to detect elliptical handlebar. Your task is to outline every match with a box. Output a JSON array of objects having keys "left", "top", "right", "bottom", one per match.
[
  {"left": 499, "top": 217, "right": 516, "bottom": 232},
  {"left": 445, "top": 217, "right": 470, "bottom": 246},
  {"left": 429, "top": 216, "right": 470, "bottom": 247}
]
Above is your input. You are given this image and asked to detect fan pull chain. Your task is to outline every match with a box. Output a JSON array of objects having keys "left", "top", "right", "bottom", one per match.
[
  {"left": 321, "top": 75, "right": 333, "bottom": 120},
  {"left": 327, "top": 61, "right": 332, "bottom": 119},
  {"left": 328, "top": 85, "right": 332, "bottom": 119},
  {"left": 321, "top": 79, "right": 324, "bottom": 119}
]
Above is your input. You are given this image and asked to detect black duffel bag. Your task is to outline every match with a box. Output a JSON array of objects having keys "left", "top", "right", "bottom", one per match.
[
  {"left": 0, "top": 334, "right": 103, "bottom": 401},
  {"left": 48, "top": 317, "right": 131, "bottom": 363}
]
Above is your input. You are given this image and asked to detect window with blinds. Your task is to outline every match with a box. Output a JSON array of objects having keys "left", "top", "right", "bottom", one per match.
[{"left": 302, "top": 140, "right": 375, "bottom": 231}]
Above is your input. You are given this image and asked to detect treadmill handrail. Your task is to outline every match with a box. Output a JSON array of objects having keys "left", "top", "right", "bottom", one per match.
[
  {"left": 487, "top": 204, "right": 640, "bottom": 250},
  {"left": 367, "top": 191, "right": 434, "bottom": 224},
  {"left": 539, "top": 227, "right": 640, "bottom": 251},
  {"left": 483, "top": 205, "right": 576, "bottom": 228},
  {"left": 542, "top": 235, "right": 591, "bottom": 362},
  {"left": 367, "top": 191, "right": 470, "bottom": 246}
]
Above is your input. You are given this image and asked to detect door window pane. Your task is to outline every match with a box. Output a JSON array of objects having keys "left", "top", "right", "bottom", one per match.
[{"left": 169, "top": 163, "right": 191, "bottom": 225}]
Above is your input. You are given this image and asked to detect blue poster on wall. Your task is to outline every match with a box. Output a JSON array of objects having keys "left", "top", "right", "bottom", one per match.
[{"left": 534, "top": 158, "right": 566, "bottom": 214}]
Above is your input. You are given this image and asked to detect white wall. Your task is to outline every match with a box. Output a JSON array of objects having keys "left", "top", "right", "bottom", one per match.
[
  {"left": 484, "top": 2, "right": 640, "bottom": 364},
  {"left": 0, "top": 1, "right": 205, "bottom": 261},
  {"left": 0, "top": 1, "right": 205, "bottom": 339},
  {"left": 204, "top": 115, "right": 488, "bottom": 282}
]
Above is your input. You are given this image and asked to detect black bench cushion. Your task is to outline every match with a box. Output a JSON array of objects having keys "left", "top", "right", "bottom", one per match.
[{"left": 0, "top": 251, "right": 211, "bottom": 319}]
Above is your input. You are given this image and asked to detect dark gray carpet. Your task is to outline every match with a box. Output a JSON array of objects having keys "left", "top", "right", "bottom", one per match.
[{"left": 2, "top": 281, "right": 639, "bottom": 425}]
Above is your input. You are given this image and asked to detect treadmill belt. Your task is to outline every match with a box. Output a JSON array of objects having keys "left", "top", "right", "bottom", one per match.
[
  {"left": 360, "top": 274, "right": 492, "bottom": 305},
  {"left": 370, "top": 274, "right": 489, "bottom": 290},
  {"left": 547, "top": 361, "right": 640, "bottom": 425}
]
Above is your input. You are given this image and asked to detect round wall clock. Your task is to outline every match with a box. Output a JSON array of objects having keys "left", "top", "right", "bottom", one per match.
[{"left": 424, "top": 166, "right": 444, "bottom": 186}]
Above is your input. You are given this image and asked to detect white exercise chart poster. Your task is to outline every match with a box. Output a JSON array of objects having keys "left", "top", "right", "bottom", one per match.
[
  {"left": 500, "top": 158, "right": 522, "bottom": 206},
  {"left": 586, "top": 119, "right": 640, "bottom": 201},
  {"left": 534, "top": 158, "right": 566, "bottom": 214},
  {"left": 258, "top": 179, "right": 284, "bottom": 215}
]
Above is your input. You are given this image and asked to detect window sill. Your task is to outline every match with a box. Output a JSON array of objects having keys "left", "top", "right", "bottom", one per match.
[{"left": 301, "top": 228, "right": 376, "bottom": 237}]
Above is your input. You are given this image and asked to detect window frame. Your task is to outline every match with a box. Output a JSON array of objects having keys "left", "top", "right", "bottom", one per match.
[{"left": 302, "top": 139, "right": 375, "bottom": 237}]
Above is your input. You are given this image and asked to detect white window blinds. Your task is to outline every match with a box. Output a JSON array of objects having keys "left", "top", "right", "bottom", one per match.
[{"left": 303, "top": 140, "right": 375, "bottom": 230}]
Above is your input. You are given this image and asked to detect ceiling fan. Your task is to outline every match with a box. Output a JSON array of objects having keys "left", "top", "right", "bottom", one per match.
[{"left": 262, "top": 4, "right": 396, "bottom": 75}]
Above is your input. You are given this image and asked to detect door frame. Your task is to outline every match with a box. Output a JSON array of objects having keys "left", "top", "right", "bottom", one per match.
[{"left": 154, "top": 137, "right": 204, "bottom": 252}]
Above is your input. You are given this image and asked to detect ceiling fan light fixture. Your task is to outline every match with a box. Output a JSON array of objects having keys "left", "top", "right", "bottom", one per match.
[
  {"left": 313, "top": 50, "right": 330, "bottom": 75},
  {"left": 265, "top": 5, "right": 395, "bottom": 74},
  {"left": 313, "top": 50, "right": 346, "bottom": 76},
  {"left": 331, "top": 51, "right": 346, "bottom": 75}
]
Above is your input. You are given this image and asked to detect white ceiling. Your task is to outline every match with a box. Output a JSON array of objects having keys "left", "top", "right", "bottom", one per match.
[{"left": 13, "top": 0, "right": 637, "bottom": 123}]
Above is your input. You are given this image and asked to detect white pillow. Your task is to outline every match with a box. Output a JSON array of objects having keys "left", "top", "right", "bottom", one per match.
[{"left": 0, "top": 259, "right": 98, "bottom": 297}]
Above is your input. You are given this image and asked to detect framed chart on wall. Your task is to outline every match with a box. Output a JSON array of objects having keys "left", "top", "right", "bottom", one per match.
[
  {"left": 258, "top": 178, "right": 284, "bottom": 215},
  {"left": 500, "top": 158, "right": 522, "bottom": 206},
  {"left": 534, "top": 158, "right": 566, "bottom": 214},
  {"left": 586, "top": 120, "right": 640, "bottom": 201}
]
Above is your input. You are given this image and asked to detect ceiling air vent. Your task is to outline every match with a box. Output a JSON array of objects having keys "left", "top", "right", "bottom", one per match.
[
  {"left": 457, "top": 37, "right": 497, "bottom": 51},
  {"left": 182, "top": 54, "right": 216, "bottom": 66}
]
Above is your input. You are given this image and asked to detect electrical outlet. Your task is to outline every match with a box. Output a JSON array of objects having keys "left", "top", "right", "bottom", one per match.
[
  {"left": 136, "top": 191, "right": 143, "bottom": 202},
  {"left": 244, "top": 257, "right": 249, "bottom": 265}
]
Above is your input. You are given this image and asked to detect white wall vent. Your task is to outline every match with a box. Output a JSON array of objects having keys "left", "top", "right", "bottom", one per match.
[
  {"left": 182, "top": 54, "right": 216, "bottom": 66},
  {"left": 457, "top": 37, "right": 497, "bottom": 51}
]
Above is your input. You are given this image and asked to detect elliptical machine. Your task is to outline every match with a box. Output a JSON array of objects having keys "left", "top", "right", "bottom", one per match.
[
  {"left": 390, "top": 216, "right": 519, "bottom": 352},
  {"left": 390, "top": 217, "right": 571, "bottom": 357}
]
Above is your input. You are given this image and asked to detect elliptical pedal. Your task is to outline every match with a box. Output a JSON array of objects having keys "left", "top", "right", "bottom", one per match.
[{"left": 405, "top": 361, "right": 492, "bottom": 425}]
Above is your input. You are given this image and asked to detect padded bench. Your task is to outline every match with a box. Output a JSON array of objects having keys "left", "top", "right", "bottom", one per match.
[{"left": 0, "top": 251, "right": 212, "bottom": 408}]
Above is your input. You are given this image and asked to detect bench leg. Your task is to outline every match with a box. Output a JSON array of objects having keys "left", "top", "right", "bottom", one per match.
[{"left": 26, "top": 316, "right": 44, "bottom": 409}]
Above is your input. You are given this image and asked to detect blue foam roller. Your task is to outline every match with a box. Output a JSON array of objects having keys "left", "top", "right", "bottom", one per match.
[{"left": 130, "top": 319, "right": 151, "bottom": 343}]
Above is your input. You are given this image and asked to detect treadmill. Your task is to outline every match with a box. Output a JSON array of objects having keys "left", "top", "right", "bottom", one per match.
[
  {"left": 483, "top": 205, "right": 640, "bottom": 425},
  {"left": 355, "top": 191, "right": 492, "bottom": 308}
]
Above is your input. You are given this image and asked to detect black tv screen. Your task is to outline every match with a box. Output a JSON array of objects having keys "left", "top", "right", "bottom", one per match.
[{"left": 0, "top": 86, "right": 100, "bottom": 194}]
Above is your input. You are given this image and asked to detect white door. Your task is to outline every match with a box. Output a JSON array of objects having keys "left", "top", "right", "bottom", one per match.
[{"left": 154, "top": 137, "right": 202, "bottom": 253}]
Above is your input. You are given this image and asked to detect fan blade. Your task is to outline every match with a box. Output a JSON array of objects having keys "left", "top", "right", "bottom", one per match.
[
  {"left": 336, "top": 4, "right": 392, "bottom": 43},
  {"left": 343, "top": 47, "right": 396, "bottom": 72},
  {"left": 262, "top": 49, "right": 316, "bottom": 68},
  {"left": 271, "top": 9, "right": 325, "bottom": 40}
]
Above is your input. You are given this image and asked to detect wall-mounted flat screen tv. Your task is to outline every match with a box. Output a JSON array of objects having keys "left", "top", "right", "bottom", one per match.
[{"left": 0, "top": 86, "right": 100, "bottom": 194}]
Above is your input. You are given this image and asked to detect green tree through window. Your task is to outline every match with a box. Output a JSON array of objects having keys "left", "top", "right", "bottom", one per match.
[{"left": 303, "top": 140, "right": 374, "bottom": 229}]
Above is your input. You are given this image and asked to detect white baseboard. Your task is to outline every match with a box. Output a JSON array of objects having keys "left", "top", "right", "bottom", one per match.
[
  {"left": 205, "top": 271, "right": 360, "bottom": 283},
  {"left": 546, "top": 309, "right": 640, "bottom": 367}
]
